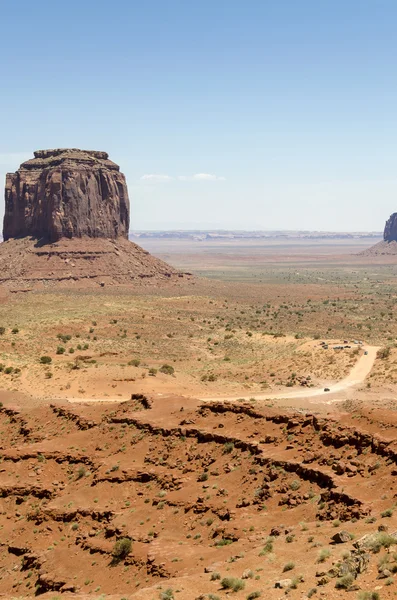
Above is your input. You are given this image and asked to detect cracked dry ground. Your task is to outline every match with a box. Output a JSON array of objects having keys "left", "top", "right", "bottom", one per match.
[{"left": 2, "top": 396, "right": 397, "bottom": 599}]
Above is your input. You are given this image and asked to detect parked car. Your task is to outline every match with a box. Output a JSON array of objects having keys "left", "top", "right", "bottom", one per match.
[{"left": 324, "top": 387, "right": 330, "bottom": 392}]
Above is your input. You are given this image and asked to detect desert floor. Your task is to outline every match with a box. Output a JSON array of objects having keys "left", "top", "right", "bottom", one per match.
[{"left": 2, "top": 237, "right": 397, "bottom": 599}]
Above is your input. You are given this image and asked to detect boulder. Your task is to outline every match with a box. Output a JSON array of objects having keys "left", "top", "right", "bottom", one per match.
[
  {"left": 338, "top": 550, "right": 370, "bottom": 578},
  {"left": 332, "top": 530, "right": 352, "bottom": 544},
  {"left": 275, "top": 578, "right": 292, "bottom": 589}
]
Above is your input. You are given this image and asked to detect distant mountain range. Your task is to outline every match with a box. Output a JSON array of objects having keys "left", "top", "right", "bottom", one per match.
[{"left": 130, "top": 230, "right": 382, "bottom": 241}]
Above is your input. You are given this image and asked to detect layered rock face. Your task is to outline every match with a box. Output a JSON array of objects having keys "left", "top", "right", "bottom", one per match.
[
  {"left": 0, "top": 149, "right": 189, "bottom": 288},
  {"left": 384, "top": 213, "right": 397, "bottom": 242},
  {"left": 4, "top": 149, "right": 130, "bottom": 242}
]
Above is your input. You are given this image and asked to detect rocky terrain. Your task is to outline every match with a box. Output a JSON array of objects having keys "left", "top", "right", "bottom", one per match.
[
  {"left": 0, "top": 150, "right": 190, "bottom": 288},
  {"left": 1, "top": 393, "right": 397, "bottom": 599}
]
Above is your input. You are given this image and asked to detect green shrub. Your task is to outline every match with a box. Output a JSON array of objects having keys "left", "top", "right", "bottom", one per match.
[
  {"left": 223, "top": 442, "right": 234, "bottom": 454},
  {"left": 368, "top": 532, "right": 397, "bottom": 553},
  {"left": 128, "top": 359, "right": 141, "bottom": 367},
  {"left": 57, "top": 333, "right": 72, "bottom": 343},
  {"left": 259, "top": 537, "right": 274, "bottom": 555},
  {"left": 377, "top": 346, "right": 391, "bottom": 359},
  {"left": 335, "top": 573, "right": 354, "bottom": 590},
  {"left": 0, "top": 327, "right": 5, "bottom": 335},
  {"left": 56, "top": 346, "right": 65, "bottom": 354},
  {"left": 40, "top": 356, "right": 52, "bottom": 364},
  {"left": 381, "top": 508, "right": 393, "bottom": 518},
  {"left": 76, "top": 466, "right": 86, "bottom": 479},
  {"left": 317, "top": 548, "right": 331, "bottom": 563},
  {"left": 220, "top": 577, "right": 245, "bottom": 592},
  {"left": 216, "top": 538, "right": 234, "bottom": 547},
  {"left": 357, "top": 592, "right": 380, "bottom": 600},
  {"left": 290, "top": 576, "right": 303, "bottom": 589},
  {"left": 112, "top": 537, "right": 132, "bottom": 559},
  {"left": 283, "top": 562, "right": 295, "bottom": 572},
  {"left": 11, "top": 327, "right": 19, "bottom": 334},
  {"left": 247, "top": 592, "right": 261, "bottom": 600},
  {"left": 210, "top": 572, "right": 221, "bottom": 581},
  {"left": 159, "top": 364, "right": 175, "bottom": 375},
  {"left": 148, "top": 368, "right": 157, "bottom": 376}
]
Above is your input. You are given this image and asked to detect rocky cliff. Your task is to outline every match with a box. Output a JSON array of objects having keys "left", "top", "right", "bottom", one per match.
[
  {"left": 384, "top": 213, "right": 397, "bottom": 242},
  {"left": 4, "top": 149, "right": 129, "bottom": 242}
]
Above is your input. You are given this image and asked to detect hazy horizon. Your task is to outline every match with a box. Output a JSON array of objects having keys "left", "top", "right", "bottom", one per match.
[{"left": 130, "top": 228, "right": 383, "bottom": 234}]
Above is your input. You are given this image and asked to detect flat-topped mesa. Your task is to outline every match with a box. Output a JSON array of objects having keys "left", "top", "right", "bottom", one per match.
[
  {"left": 3, "top": 148, "right": 130, "bottom": 242},
  {"left": 384, "top": 213, "right": 397, "bottom": 242}
]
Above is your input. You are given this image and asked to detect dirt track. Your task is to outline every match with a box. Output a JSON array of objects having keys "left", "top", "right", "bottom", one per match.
[
  {"left": 200, "top": 345, "right": 380, "bottom": 403},
  {"left": 66, "top": 345, "right": 380, "bottom": 406}
]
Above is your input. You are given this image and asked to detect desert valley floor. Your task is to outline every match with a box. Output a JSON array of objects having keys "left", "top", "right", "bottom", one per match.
[{"left": 3, "top": 237, "right": 397, "bottom": 599}]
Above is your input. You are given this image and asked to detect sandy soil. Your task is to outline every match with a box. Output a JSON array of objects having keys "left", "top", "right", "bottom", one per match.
[
  {"left": 1, "top": 391, "right": 397, "bottom": 599},
  {"left": 200, "top": 345, "right": 380, "bottom": 403},
  {"left": 2, "top": 237, "right": 397, "bottom": 599}
]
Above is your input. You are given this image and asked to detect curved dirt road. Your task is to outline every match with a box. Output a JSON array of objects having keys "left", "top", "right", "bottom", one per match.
[{"left": 200, "top": 345, "right": 380, "bottom": 403}]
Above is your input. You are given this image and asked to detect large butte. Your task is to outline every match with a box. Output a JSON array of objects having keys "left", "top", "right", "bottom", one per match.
[
  {"left": 0, "top": 149, "right": 189, "bottom": 288},
  {"left": 362, "top": 211, "right": 397, "bottom": 255}
]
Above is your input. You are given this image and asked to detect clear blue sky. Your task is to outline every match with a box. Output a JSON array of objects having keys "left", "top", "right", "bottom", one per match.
[{"left": 1, "top": 0, "right": 397, "bottom": 231}]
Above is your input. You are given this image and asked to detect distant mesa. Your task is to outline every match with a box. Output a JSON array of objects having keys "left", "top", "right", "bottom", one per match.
[
  {"left": 0, "top": 149, "right": 189, "bottom": 287},
  {"left": 362, "top": 212, "right": 397, "bottom": 255},
  {"left": 384, "top": 213, "right": 397, "bottom": 243}
]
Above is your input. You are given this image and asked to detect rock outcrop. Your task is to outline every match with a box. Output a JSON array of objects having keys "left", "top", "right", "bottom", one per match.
[
  {"left": 384, "top": 213, "right": 397, "bottom": 242},
  {"left": 361, "top": 212, "right": 397, "bottom": 255},
  {"left": 4, "top": 149, "right": 129, "bottom": 242}
]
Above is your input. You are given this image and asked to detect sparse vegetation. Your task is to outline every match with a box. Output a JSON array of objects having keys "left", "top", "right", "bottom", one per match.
[
  {"left": 220, "top": 577, "right": 245, "bottom": 592},
  {"left": 377, "top": 346, "right": 391, "bottom": 359},
  {"left": 223, "top": 442, "right": 234, "bottom": 454},
  {"left": 112, "top": 538, "right": 132, "bottom": 560},
  {"left": 335, "top": 574, "right": 354, "bottom": 590},
  {"left": 128, "top": 359, "right": 141, "bottom": 367},
  {"left": 40, "top": 356, "right": 52, "bottom": 364},
  {"left": 317, "top": 548, "right": 331, "bottom": 563},
  {"left": 159, "top": 364, "right": 175, "bottom": 375}
]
